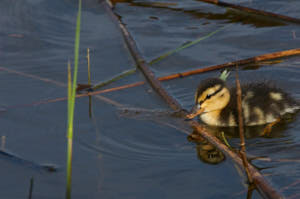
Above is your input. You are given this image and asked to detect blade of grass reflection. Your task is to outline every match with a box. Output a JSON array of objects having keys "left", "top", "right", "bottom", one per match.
[
  {"left": 0, "top": 150, "right": 58, "bottom": 172},
  {"left": 28, "top": 177, "right": 34, "bottom": 199}
]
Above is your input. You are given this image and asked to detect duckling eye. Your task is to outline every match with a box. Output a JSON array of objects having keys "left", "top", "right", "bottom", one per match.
[{"left": 206, "top": 94, "right": 212, "bottom": 99}]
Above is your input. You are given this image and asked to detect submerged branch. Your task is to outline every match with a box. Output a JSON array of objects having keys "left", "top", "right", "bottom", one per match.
[{"left": 198, "top": 0, "right": 300, "bottom": 24}]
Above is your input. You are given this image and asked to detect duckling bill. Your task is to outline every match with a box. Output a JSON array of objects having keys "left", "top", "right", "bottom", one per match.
[{"left": 187, "top": 78, "right": 300, "bottom": 127}]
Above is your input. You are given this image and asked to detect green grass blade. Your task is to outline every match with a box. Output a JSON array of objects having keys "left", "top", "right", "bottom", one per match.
[
  {"left": 221, "top": 131, "right": 231, "bottom": 148},
  {"left": 92, "top": 68, "right": 136, "bottom": 90},
  {"left": 219, "top": 69, "right": 230, "bottom": 81},
  {"left": 149, "top": 24, "right": 231, "bottom": 65},
  {"left": 66, "top": 138, "right": 73, "bottom": 199},
  {"left": 66, "top": 0, "right": 81, "bottom": 199},
  {"left": 68, "top": 0, "right": 81, "bottom": 139},
  {"left": 67, "top": 60, "right": 72, "bottom": 124}
]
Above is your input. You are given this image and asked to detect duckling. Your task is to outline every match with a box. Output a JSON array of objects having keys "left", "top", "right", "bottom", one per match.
[{"left": 186, "top": 78, "right": 300, "bottom": 128}]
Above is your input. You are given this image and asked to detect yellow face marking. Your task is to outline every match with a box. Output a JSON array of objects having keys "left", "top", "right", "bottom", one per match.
[
  {"left": 196, "top": 84, "right": 221, "bottom": 104},
  {"left": 201, "top": 87, "right": 230, "bottom": 112},
  {"left": 191, "top": 84, "right": 230, "bottom": 125},
  {"left": 193, "top": 87, "right": 230, "bottom": 124},
  {"left": 270, "top": 92, "right": 282, "bottom": 101}
]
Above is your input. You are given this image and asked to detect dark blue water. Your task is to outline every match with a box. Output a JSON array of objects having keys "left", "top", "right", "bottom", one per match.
[{"left": 0, "top": 0, "right": 300, "bottom": 198}]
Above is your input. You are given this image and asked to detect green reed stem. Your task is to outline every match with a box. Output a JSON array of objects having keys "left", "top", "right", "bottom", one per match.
[
  {"left": 67, "top": 60, "right": 72, "bottom": 123},
  {"left": 66, "top": 61, "right": 72, "bottom": 199},
  {"left": 92, "top": 68, "right": 136, "bottom": 90},
  {"left": 66, "top": 0, "right": 81, "bottom": 198},
  {"left": 221, "top": 131, "right": 231, "bottom": 148}
]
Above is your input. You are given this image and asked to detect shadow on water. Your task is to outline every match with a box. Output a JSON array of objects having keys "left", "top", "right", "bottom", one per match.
[
  {"left": 111, "top": 0, "right": 286, "bottom": 27},
  {"left": 0, "top": 149, "right": 58, "bottom": 173}
]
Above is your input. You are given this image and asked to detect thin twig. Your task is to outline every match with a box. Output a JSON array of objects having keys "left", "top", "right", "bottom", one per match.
[
  {"left": 1, "top": 136, "right": 6, "bottom": 150},
  {"left": 158, "top": 48, "right": 300, "bottom": 82},
  {"left": 235, "top": 66, "right": 253, "bottom": 183},
  {"left": 4, "top": 81, "right": 135, "bottom": 110},
  {"left": 0, "top": 65, "right": 123, "bottom": 110},
  {"left": 198, "top": 0, "right": 300, "bottom": 24},
  {"left": 87, "top": 48, "right": 91, "bottom": 86},
  {"left": 280, "top": 179, "right": 300, "bottom": 193},
  {"left": 0, "top": 66, "right": 66, "bottom": 87},
  {"left": 253, "top": 157, "right": 300, "bottom": 163},
  {"left": 86, "top": 48, "right": 93, "bottom": 118}
]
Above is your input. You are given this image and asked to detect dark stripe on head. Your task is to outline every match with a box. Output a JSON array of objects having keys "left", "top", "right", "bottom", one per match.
[{"left": 196, "top": 78, "right": 226, "bottom": 103}]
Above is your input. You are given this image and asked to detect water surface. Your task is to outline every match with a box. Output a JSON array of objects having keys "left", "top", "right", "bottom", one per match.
[{"left": 0, "top": 0, "right": 300, "bottom": 198}]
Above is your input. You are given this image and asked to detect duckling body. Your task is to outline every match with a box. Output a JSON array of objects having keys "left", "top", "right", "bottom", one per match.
[{"left": 188, "top": 78, "right": 300, "bottom": 127}]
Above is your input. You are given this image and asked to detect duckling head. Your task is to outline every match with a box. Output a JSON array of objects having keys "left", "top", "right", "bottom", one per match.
[{"left": 187, "top": 78, "right": 230, "bottom": 119}]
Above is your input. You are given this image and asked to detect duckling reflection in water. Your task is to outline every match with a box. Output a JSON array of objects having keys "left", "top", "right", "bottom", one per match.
[
  {"left": 196, "top": 140, "right": 225, "bottom": 164},
  {"left": 189, "top": 122, "right": 291, "bottom": 165},
  {"left": 187, "top": 78, "right": 300, "bottom": 134}
]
